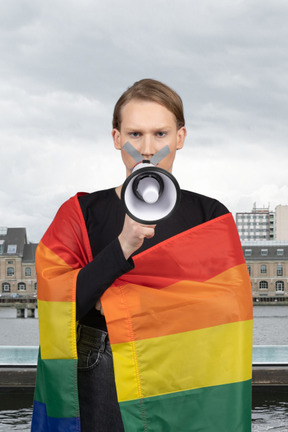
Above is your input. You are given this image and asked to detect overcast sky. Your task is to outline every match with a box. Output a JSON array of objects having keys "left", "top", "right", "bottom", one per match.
[{"left": 1, "top": 0, "right": 287, "bottom": 242}]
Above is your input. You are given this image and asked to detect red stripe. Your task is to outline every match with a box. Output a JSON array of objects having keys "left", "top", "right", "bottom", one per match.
[
  {"left": 41, "top": 194, "right": 93, "bottom": 269},
  {"left": 114, "top": 213, "right": 244, "bottom": 289}
]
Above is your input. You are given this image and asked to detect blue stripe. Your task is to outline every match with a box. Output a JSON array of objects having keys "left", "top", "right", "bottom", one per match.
[{"left": 31, "top": 400, "right": 80, "bottom": 432}]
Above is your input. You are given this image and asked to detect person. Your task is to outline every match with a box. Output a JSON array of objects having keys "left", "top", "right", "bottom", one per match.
[{"left": 31, "top": 79, "right": 253, "bottom": 432}]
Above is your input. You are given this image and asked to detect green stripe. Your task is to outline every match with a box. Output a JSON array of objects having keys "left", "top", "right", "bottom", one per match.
[
  {"left": 119, "top": 380, "right": 251, "bottom": 432},
  {"left": 34, "top": 351, "right": 79, "bottom": 418}
]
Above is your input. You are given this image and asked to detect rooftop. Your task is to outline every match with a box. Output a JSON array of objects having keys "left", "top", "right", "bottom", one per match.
[{"left": 242, "top": 240, "right": 288, "bottom": 247}]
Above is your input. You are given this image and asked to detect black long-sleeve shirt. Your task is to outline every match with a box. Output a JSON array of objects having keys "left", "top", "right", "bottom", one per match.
[{"left": 76, "top": 187, "right": 229, "bottom": 330}]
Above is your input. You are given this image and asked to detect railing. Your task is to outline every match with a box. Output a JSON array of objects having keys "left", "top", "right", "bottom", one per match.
[
  {"left": 253, "top": 345, "right": 288, "bottom": 364},
  {"left": 0, "top": 298, "right": 37, "bottom": 304},
  {"left": 0, "top": 345, "right": 287, "bottom": 367},
  {"left": 0, "top": 346, "right": 287, "bottom": 389},
  {"left": 0, "top": 346, "right": 38, "bottom": 366},
  {"left": 252, "top": 345, "right": 288, "bottom": 388},
  {"left": 0, "top": 298, "right": 37, "bottom": 317}
]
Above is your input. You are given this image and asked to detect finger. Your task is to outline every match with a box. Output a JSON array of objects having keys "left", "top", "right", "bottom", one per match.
[
  {"left": 143, "top": 226, "right": 156, "bottom": 238},
  {"left": 139, "top": 223, "right": 156, "bottom": 229},
  {"left": 144, "top": 230, "right": 155, "bottom": 239},
  {"left": 95, "top": 300, "right": 101, "bottom": 311}
]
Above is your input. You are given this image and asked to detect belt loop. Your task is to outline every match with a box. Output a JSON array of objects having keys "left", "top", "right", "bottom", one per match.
[
  {"left": 77, "top": 324, "right": 82, "bottom": 342},
  {"left": 100, "top": 332, "right": 107, "bottom": 353}
]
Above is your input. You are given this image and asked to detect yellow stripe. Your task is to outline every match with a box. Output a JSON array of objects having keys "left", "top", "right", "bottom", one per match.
[
  {"left": 112, "top": 341, "right": 143, "bottom": 402},
  {"left": 112, "top": 319, "right": 253, "bottom": 402},
  {"left": 38, "top": 299, "right": 77, "bottom": 360}
]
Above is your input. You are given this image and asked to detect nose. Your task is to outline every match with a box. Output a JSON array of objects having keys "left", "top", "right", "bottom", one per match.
[{"left": 141, "top": 135, "right": 154, "bottom": 159}]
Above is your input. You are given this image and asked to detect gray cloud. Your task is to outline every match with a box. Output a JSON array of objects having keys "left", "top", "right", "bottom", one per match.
[{"left": 0, "top": 0, "right": 287, "bottom": 241}]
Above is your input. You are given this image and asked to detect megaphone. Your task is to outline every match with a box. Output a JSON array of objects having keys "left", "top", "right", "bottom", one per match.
[{"left": 121, "top": 160, "right": 181, "bottom": 225}]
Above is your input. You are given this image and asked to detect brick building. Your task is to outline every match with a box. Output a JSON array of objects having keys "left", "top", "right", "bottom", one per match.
[
  {"left": 0, "top": 227, "right": 37, "bottom": 296},
  {"left": 242, "top": 241, "right": 288, "bottom": 303}
]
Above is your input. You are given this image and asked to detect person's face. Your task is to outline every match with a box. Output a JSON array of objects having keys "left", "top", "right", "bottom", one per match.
[{"left": 112, "top": 99, "right": 186, "bottom": 178}]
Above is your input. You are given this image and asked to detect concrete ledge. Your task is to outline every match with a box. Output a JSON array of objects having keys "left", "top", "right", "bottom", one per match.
[
  {"left": 0, "top": 367, "right": 36, "bottom": 389},
  {"left": 0, "top": 365, "right": 287, "bottom": 389},
  {"left": 252, "top": 366, "right": 288, "bottom": 387}
]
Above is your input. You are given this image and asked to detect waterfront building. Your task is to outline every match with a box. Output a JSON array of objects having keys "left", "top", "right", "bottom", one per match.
[
  {"left": 0, "top": 227, "right": 37, "bottom": 296},
  {"left": 236, "top": 203, "right": 288, "bottom": 242},
  {"left": 236, "top": 204, "right": 275, "bottom": 242},
  {"left": 1, "top": 224, "right": 288, "bottom": 305},
  {"left": 242, "top": 240, "right": 288, "bottom": 303},
  {"left": 275, "top": 205, "right": 288, "bottom": 241}
]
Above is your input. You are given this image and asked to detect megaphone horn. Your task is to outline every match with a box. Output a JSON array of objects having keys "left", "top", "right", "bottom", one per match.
[
  {"left": 132, "top": 171, "right": 164, "bottom": 204},
  {"left": 121, "top": 161, "right": 181, "bottom": 225}
]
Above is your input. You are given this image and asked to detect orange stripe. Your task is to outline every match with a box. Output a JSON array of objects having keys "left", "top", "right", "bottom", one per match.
[
  {"left": 102, "top": 264, "right": 252, "bottom": 344},
  {"left": 36, "top": 242, "right": 80, "bottom": 302}
]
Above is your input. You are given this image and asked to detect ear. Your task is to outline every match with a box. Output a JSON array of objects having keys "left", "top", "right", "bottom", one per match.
[
  {"left": 112, "top": 128, "right": 121, "bottom": 150},
  {"left": 176, "top": 126, "right": 187, "bottom": 150}
]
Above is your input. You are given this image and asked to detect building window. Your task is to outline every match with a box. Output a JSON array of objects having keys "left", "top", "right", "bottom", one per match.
[
  {"left": 25, "top": 267, "right": 31, "bottom": 277},
  {"left": 244, "top": 249, "right": 252, "bottom": 257},
  {"left": 0, "top": 240, "right": 4, "bottom": 254},
  {"left": 34, "top": 282, "right": 37, "bottom": 290},
  {"left": 277, "top": 265, "right": 283, "bottom": 276},
  {"left": 7, "top": 245, "right": 17, "bottom": 254},
  {"left": 18, "top": 283, "right": 26, "bottom": 291},
  {"left": 275, "top": 281, "right": 284, "bottom": 292},
  {"left": 261, "top": 249, "right": 268, "bottom": 256},
  {"left": 277, "top": 249, "right": 284, "bottom": 256},
  {"left": 2, "top": 283, "right": 11, "bottom": 293},
  {"left": 260, "top": 265, "right": 267, "bottom": 274},
  {"left": 7, "top": 267, "right": 15, "bottom": 277},
  {"left": 259, "top": 281, "right": 268, "bottom": 290}
]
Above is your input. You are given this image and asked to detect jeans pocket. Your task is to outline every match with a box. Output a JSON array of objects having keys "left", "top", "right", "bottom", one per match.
[{"left": 77, "top": 346, "right": 103, "bottom": 371}]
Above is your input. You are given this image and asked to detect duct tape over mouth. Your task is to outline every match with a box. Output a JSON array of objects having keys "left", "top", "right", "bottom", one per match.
[{"left": 122, "top": 142, "right": 170, "bottom": 170}]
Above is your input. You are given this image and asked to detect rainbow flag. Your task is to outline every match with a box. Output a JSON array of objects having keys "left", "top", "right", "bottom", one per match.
[
  {"left": 101, "top": 212, "right": 253, "bottom": 431},
  {"left": 31, "top": 194, "right": 92, "bottom": 431},
  {"left": 31, "top": 193, "right": 253, "bottom": 431}
]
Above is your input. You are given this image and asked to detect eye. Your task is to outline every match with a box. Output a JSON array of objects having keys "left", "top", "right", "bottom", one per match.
[
  {"left": 129, "top": 132, "right": 140, "bottom": 138},
  {"left": 156, "top": 131, "right": 167, "bottom": 137}
]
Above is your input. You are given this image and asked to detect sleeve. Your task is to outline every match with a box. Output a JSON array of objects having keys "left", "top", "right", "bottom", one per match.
[
  {"left": 37, "top": 194, "right": 134, "bottom": 349},
  {"left": 76, "top": 238, "right": 134, "bottom": 320}
]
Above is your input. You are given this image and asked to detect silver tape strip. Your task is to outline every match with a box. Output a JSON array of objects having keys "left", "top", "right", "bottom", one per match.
[
  {"left": 123, "top": 142, "right": 171, "bottom": 166},
  {"left": 149, "top": 145, "right": 170, "bottom": 165},
  {"left": 122, "top": 142, "right": 143, "bottom": 163}
]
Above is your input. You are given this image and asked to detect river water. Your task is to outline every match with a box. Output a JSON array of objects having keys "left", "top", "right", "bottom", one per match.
[{"left": 0, "top": 305, "right": 287, "bottom": 431}]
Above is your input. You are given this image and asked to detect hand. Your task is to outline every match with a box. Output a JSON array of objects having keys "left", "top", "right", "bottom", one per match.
[
  {"left": 118, "top": 214, "right": 156, "bottom": 260},
  {"left": 95, "top": 300, "right": 104, "bottom": 316}
]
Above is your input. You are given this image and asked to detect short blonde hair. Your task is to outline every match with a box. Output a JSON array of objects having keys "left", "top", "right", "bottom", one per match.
[{"left": 113, "top": 79, "right": 185, "bottom": 131}]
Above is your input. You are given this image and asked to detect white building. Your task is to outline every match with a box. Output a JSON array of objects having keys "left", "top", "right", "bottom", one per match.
[
  {"left": 236, "top": 205, "right": 275, "bottom": 242},
  {"left": 275, "top": 205, "right": 288, "bottom": 241}
]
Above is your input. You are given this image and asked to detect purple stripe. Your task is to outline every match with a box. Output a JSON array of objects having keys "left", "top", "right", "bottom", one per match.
[{"left": 31, "top": 400, "right": 81, "bottom": 432}]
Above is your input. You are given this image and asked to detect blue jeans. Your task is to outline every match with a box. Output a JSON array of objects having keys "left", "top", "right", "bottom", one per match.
[{"left": 77, "top": 325, "right": 125, "bottom": 432}]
